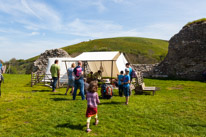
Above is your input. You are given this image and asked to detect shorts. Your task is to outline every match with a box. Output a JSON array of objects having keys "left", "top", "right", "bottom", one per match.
[
  {"left": 68, "top": 78, "right": 74, "bottom": 87},
  {"left": 123, "top": 86, "right": 130, "bottom": 97}
]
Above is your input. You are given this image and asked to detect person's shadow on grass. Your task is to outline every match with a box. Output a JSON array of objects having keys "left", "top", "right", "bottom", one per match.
[
  {"left": 32, "top": 90, "right": 51, "bottom": 92},
  {"left": 50, "top": 98, "right": 73, "bottom": 101},
  {"left": 56, "top": 123, "right": 84, "bottom": 130},
  {"left": 99, "top": 101, "right": 123, "bottom": 105}
]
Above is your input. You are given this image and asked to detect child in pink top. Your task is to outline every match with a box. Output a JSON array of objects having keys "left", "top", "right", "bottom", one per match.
[{"left": 86, "top": 81, "right": 100, "bottom": 132}]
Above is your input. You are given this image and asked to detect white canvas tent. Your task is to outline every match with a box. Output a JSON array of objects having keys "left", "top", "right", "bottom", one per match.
[
  {"left": 62, "top": 51, "right": 128, "bottom": 79},
  {"left": 44, "top": 58, "right": 74, "bottom": 83}
]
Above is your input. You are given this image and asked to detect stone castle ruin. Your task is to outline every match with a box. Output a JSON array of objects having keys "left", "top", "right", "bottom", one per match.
[
  {"left": 33, "top": 49, "right": 70, "bottom": 73},
  {"left": 152, "top": 20, "right": 206, "bottom": 81}
]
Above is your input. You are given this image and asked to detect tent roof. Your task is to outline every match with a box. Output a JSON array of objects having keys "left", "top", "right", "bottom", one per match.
[{"left": 62, "top": 51, "right": 120, "bottom": 62}]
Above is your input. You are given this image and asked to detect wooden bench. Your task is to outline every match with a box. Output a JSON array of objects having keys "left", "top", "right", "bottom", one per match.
[
  {"left": 140, "top": 82, "right": 156, "bottom": 95},
  {"left": 134, "top": 71, "right": 157, "bottom": 95}
]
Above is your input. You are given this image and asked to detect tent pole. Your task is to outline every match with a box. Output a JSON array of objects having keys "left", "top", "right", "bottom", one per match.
[
  {"left": 65, "top": 61, "right": 68, "bottom": 76},
  {"left": 111, "top": 61, "right": 113, "bottom": 84},
  {"left": 83, "top": 61, "right": 85, "bottom": 77}
]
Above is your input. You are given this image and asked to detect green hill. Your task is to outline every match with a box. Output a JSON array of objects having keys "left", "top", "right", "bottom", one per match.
[
  {"left": 5, "top": 37, "right": 168, "bottom": 74},
  {"left": 62, "top": 37, "right": 168, "bottom": 64}
]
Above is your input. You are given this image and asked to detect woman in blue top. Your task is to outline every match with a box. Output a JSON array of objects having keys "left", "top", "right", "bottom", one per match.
[
  {"left": 65, "top": 63, "right": 76, "bottom": 95},
  {"left": 118, "top": 71, "right": 124, "bottom": 96},
  {"left": 122, "top": 68, "right": 130, "bottom": 105}
]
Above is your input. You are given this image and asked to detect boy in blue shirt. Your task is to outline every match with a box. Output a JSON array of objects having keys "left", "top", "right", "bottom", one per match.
[
  {"left": 118, "top": 71, "right": 124, "bottom": 96},
  {"left": 122, "top": 68, "right": 130, "bottom": 105}
]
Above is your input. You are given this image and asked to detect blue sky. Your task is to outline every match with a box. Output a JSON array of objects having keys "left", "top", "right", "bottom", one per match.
[{"left": 0, "top": 0, "right": 206, "bottom": 61}]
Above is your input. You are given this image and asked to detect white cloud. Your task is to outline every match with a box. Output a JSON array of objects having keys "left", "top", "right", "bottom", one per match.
[
  {"left": 0, "top": 38, "right": 83, "bottom": 61},
  {"left": 29, "top": 32, "right": 40, "bottom": 36},
  {"left": 92, "top": 0, "right": 106, "bottom": 12},
  {"left": 140, "top": 23, "right": 183, "bottom": 40},
  {"left": 0, "top": 0, "right": 62, "bottom": 31},
  {"left": 21, "top": 0, "right": 41, "bottom": 19},
  {"left": 112, "top": 0, "right": 124, "bottom": 3},
  {"left": 66, "top": 18, "right": 141, "bottom": 38}
]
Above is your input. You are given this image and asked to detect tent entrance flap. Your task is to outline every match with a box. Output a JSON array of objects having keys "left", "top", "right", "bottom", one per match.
[{"left": 87, "top": 61, "right": 118, "bottom": 78}]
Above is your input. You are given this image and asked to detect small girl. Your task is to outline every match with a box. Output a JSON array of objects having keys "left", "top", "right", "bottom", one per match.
[{"left": 86, "top": 81, "right": 100, "bottom": 132}]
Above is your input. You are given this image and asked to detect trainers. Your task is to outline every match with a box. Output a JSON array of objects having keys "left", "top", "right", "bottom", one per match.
[
  {"left": 94, "top": 120, "right": 99, "bottom": 125},
  {"left": 86, "top": 128, "right": 92, "bottom": 132}
]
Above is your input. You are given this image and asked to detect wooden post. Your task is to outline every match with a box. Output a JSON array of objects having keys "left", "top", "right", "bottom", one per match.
[
  {"left": 65, "top": 61, "right": 68, "bottom": 75},
  {"left": 31, "top": 72, "right": 33, "bottom": 87},
  {"left": 83, "top": 61, "right": 86, "bottom": 77},
  {"left": 111, "top": 61, "right": 113, "bottom": 84},
  {"left": 44, "top": 72, "right": 46, "bottom": 85}
]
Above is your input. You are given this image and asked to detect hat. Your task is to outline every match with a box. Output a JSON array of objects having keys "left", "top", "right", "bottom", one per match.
[{"left": 125, "top": 68, "right": 129, "bottom": 72}]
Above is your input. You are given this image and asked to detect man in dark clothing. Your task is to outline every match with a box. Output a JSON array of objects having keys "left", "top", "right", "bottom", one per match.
[{"left": 73, "top": 61, "right": 85, "bottom": 100}]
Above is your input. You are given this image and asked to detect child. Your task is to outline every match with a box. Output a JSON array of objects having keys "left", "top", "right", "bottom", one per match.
[
  {"left": 118, "top": 71, "right": 124, "bottom": 96},
  {"left": 84, "top": 78, "right": 89, "bottom": 95},
  {"left": 86, "top": 81, "right": 100, "bottom": 132},
  {"left": 122, "top": 68, "right": 130, "bottom": 105},
  {"left": 65, "top": 63, "right": 75, "bottom": 95}
]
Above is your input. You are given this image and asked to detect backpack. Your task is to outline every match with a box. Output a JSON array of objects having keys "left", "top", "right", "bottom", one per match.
[
  {"left": 101, "top": 84, "right": 113, "bottom": 99},
  {"left": 106, "top": 85, "right": 113, "bottom": 96},
  {"left": 76, "top": 67, "right": 82, "bottom": 77},
  {"left": 131, "top": 68, "right": 137, "bottom": 78}
]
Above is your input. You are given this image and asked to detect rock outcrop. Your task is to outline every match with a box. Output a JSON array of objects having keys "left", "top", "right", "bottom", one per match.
[
  {"left": 33, "top": 49, "right": 70, "bottom": 73},
  {"left": 155, "top": 21, "right": 206, "bottom": 80}
]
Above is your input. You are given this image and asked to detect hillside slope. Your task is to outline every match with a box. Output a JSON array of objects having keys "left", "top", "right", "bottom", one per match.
[
  {"left": 6, "top": 37, "right": 168, "bottom": 74},
  {"left": 62, "top": 37, "right": 168, "bottom": 64}
]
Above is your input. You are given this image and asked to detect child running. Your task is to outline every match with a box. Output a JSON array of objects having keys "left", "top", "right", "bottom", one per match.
[{"left": 86, "top": 81, "right": 100, "bottom": 132}]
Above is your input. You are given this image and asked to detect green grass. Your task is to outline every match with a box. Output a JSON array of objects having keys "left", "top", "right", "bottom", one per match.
[
  {"left": 184, "top": 18, "right": 206, "bottom": 28},
  {"left": 1, "top": 74, "right": 206, "bottom": 137}
]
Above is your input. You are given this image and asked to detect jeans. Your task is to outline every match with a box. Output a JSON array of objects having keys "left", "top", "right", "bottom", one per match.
[
  {"left": 118, "top": 85, "right": 123, "bottom": 96},
  {"left": 73, "top": 79, "right": 85, "bottom": 100},
  {"left": 123, "top": 86, "right": 130, "bottom": 97},
  {"left": 52, "top": 77, "right": 58, "bottom": 91}
]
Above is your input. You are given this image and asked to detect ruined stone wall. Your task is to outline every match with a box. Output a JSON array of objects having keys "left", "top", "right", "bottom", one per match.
[
  {"left": 33, "top": 49, "right": 70, "bottom": 73},
  {"left": 155, "top": 21, "right": 206, "bottom": 81},
  {"left": 131, "top": 64, "right": 158, "bottom": 77}
]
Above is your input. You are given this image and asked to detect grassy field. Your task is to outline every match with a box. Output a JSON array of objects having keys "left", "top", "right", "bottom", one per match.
[{"left": 0, "top": 74, "right": 206, "bottom": 137}]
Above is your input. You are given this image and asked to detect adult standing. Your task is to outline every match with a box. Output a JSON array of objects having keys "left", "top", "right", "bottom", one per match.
[
  {"left": 0, "top": 60, "right": 3, "bottom": 75},
  {"left": 0, "top": 60, "right": 3, "bottom": 97},
  {"left": 122, "top": 68, "right": 130, "bottom": 105},
  {"left": 125, "top": 63, "right": 132, "bottom": 81},
  {"left": 0, "top": 60, "right": 4, "bottom": 82},
  {"left": 50, "top": 60, "right": 60, "bottom": 92},
  {"left": 73, "top": 61, "right": 85, "bottom": 100},
  {"left": 65, "top": 63, "right": 76, "bottom": 95}
]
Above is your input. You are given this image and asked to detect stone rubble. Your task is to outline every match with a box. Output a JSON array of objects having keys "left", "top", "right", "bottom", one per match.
[{"left": 33, "top": 49, "right": 70, "bottom": 73}]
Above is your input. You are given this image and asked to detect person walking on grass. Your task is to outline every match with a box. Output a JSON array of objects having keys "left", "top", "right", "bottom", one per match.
[
  {"left": 73, "top": 61, "right": 85, "bottom": 100},
  {"left": 122, "top": 68, "right": 130, "bottom": 105},
  {"left": 50, "top": 60, "right": 60, "bottom": 92},
  {"left": 86, "top": 81, "right": 100, "bottom": 133},
  {"left": 65, "top": 63, "right": 76, "bottom": 95},
  {"left": 125, "top": 63, "right": 132, "bottom": 80}
]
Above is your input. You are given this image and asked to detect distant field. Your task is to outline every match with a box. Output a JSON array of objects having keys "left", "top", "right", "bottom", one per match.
[{"left": 1, "top": 74, "right": 205, "bottom": 137}]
